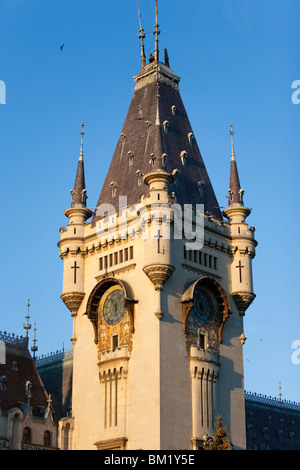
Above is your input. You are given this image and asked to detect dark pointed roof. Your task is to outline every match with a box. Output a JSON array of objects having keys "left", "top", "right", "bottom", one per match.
[
  {"left": 71, "top": 122, "right": 88, "bottom": 208},
  {"left": 93, "top": 59, "right": 222, "bottom": 221},
  {"left": 0, "top": 334, "right": 51, "bottom": 417},
  {"left": 227, "top": 123, "right": 244, "bottom": 206}
]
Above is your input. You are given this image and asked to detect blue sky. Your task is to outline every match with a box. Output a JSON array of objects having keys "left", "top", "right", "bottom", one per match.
[{"left": 0, "top": 0, "right": 299, "bottom": 402}]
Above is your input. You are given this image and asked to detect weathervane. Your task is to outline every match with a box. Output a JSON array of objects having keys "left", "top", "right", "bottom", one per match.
[
  {"left": 79, "top": 121, "right": 85, "bottom": 161},
  {"left": 230, "top": 121, "right": 236, "bottom": 161}
]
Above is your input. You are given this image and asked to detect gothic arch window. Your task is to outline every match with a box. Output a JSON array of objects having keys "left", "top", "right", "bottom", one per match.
[
  {"left": 22, "top": 427, "right": 31, "bottom": 444},
  {"left": 181, "top": 277, "right": 231, "bottom": 353},
  {"left": 43, "top": 430, "right": 51, "bottom": 447}
]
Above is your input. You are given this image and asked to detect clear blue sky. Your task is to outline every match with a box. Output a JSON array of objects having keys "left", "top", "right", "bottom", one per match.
[{"left": 0, "top": 0, "right": 299, "bottom": 402}]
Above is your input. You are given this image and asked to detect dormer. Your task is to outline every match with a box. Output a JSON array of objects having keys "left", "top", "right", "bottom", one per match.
[
  {"left": 110, "top": 181, "right": 118, "bottom": 198},
  {"left": 128, "top": 151, "right": 135, "bottom": 167},
  {"left": 180, "top": 150, "right": 188, "bottom": 166}
]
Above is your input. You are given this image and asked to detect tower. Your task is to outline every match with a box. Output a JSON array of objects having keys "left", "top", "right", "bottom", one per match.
[{"left": 58, "top": 5, "right": 257, "bottom": 450}]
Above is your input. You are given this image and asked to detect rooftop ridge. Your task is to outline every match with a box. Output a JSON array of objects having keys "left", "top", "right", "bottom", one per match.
[
  {"left": 245, "top": 390, "right": 300, "bottom": 411},
  {"left": 35, "top": 346, "right": 73, "bottom": 367},
  {"left": 0, "top": 330, "right": 28, "bottom": 349}
]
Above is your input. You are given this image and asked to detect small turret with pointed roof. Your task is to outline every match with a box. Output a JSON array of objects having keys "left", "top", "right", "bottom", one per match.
[
  {"left": 71, "top": 122, "right": 88, "bottom": 208},
  {"left": 65, "top": 122, "right": 92, "bottom": 224},
  {"left": 223, "top": 123, "right": 250, "bottom": 223},
  {"left": 227, "top": 122, "right": 244, "bottom": 207}
]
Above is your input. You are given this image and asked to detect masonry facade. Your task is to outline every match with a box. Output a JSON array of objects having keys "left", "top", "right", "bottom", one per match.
[{"left": 57, "top": 13, "right": 257, "bottom": 450}]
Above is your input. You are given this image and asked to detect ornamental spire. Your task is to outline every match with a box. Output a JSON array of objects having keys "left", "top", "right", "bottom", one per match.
[
  {"left": 137, "top": 3, "right": 146, "bottom": 68},
  {"left": 227, "top": 122, "right": 244, "bottom": 206},
  {"left": 31, "top": 323, "right": 38, "bottom": 360},
  {"left": 153, "top": 0, "right": 160, "bottom": 62},
  {"left": 230, "top": 122, "right": 236, "bottom": 161},
  {"left": 23, "top": 299, "right": 31, "bottom": 343},
  {"left": 71, "top": 122, "right": 88, "bottom": 207},
  {"left": 79, "top": 121, "right": 84, "bottom": 161}
]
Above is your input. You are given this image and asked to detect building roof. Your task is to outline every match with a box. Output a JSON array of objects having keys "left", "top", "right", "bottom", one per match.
[
  {"left": 93, "top": 59, "right": 222, "bottom": 221},
  {"left": 71, "top": 122, "right": 88, "bottom": 208},
  {"left": 227, "top": 123, "right": 244, "bottom": 207},
  {"left": 0, "top": 332, "right": 51, "bottom": 418}
]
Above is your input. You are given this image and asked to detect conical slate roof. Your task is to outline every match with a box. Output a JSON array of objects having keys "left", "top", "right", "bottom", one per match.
[
  {"left": 93, "top": 59, "right": 222, "bottom": 221},
  {"left": 71, "top": 122, "right": 88, "bottom": 208},
  {"left": 227, "top": 123, "right": 244, "bottom": 206}
]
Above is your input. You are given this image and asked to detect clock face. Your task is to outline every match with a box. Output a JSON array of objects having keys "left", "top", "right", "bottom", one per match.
[
  {"left": 103, "top": 289, "right": 126, "bottom": 325},
  {"left": 192, "top": 289, "right": 214, "bottom": 325}
]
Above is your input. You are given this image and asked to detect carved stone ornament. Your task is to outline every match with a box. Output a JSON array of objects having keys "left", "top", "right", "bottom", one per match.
[
  {"left": 60, "top": 292, "right": 85, "bottom": 316},
  {"left": 232, "top": 292, "right": 256, "bottom": 315},
  {"left": 143, "top": 263, "right": 175, "bottom": 291}
]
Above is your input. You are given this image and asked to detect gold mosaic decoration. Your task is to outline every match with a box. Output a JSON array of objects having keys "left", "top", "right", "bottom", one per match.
[{"left": 97, "top": 285, "right": 133, "bottom": 357}]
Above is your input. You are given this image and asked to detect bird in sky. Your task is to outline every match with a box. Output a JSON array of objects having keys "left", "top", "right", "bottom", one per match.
[{"left": 60, "top": 44, "right": 64, "bottom": 51}]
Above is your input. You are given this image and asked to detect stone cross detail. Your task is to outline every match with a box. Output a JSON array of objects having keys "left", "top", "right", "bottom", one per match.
[
  {"left": 71, "top": 261, "right": 80, "bottom": 284},
  {"left": 154, "top": 230, "right": 163, "bottom": 254},
  {"left": 236, "top": 260, "right": 244, "bottom": 283}
]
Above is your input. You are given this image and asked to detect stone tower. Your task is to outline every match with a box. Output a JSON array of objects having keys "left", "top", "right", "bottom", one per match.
[{"left": 58, "top": 6, "right": 257, "bottom": 451}]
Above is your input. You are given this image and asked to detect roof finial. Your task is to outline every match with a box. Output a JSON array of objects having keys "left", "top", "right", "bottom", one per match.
[
  {"left": 138, "top": 3, "right": 146, "bottom": 68},
  {"left": 279, "top": 382, "right": 282, "bottom": 403},
  {"left": 23, "top": 299, "right": 31, "bottom": 343},
  {"left": 31, "top": 323, "right": 38, "bottom": 360},
  {"left": 230, "top": 121, "right": 235, "bottom": 161},
  {"left": 153, "top": 0, "right": 160, "bottom": 62},
  {"left": 79, "top": 121, "right": 84, "bottom": 162}
]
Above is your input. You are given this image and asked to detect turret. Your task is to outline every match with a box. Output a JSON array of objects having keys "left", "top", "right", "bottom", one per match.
[
  {"left": 64, "top": 122, "right": 92, "bottom": 225},
  {"left": 223, "top": 123, "right": 257, "bottom": 315},
  {"left": 59, "top": 123, "right": 92, "bottom": 320}
]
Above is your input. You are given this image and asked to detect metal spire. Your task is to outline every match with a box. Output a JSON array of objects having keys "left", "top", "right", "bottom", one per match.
[
  {"left": 230, "top": 121, "right": 235, "bottom": 161},
  {"left": 79, "top": 121, "right": 84, "bottom": 162},
  {"left": 138, "top": 3, "right": 146, "bottom": 68},
  {"left": 279, "top": 382, "right": 282, "bottom": 403},
  {"left": 23, "top": 299, "right": 31, "bottom": 343},
  {"left": 71, "top": 122, "right": 88, "bottom": 207},
  {"left": 31, "top": 322, "right": 38, "bottom": 360},
  {"left": 227, "top": 122, "right": 244, "bottom": 206},
  {"left": 153, "top": 0, "right": 160, "bottom": 62}
]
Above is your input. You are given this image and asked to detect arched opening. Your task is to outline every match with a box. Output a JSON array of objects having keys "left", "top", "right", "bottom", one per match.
[
  {"left": 85, "top": 278, "right": 137, "bottom": 344},
  {"left": 43, "top": 430, "right": 51, "bottom": 447},
  {"left": 22, "top": 427, "right": 31, "bottom": 444},
  {"left": 181, "top": 277, "right": 231, "bottom": 351}
]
